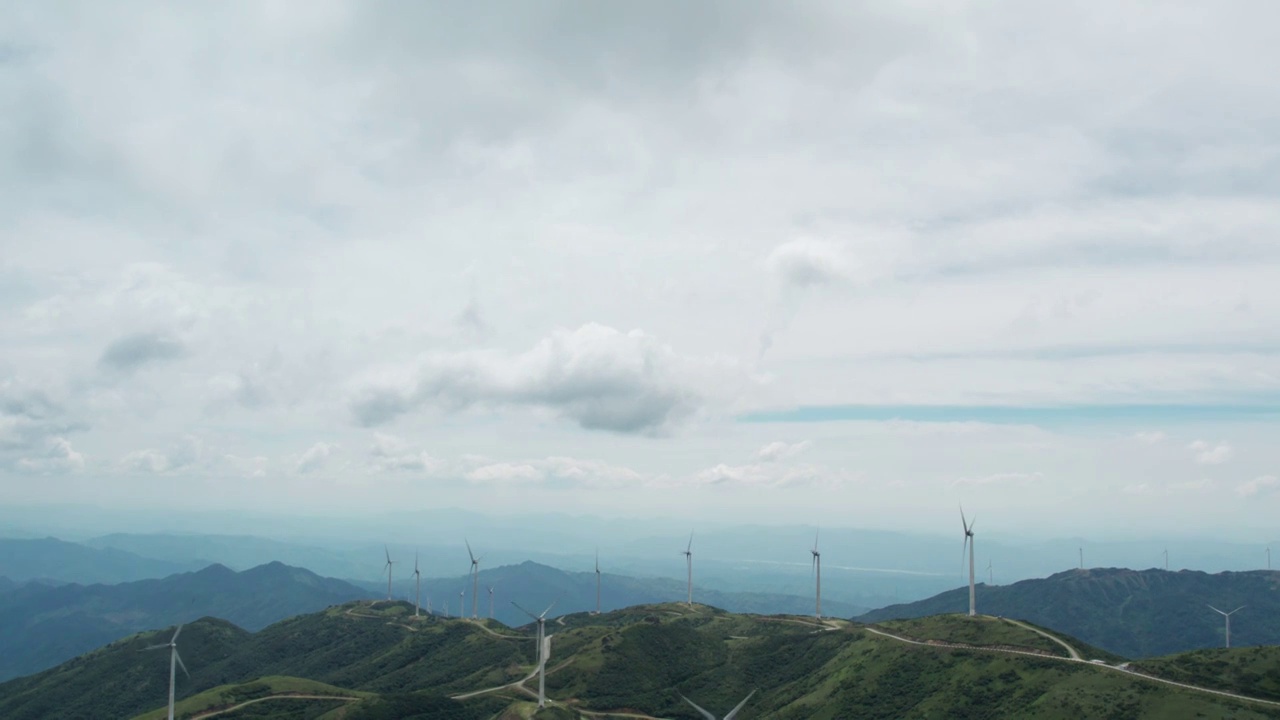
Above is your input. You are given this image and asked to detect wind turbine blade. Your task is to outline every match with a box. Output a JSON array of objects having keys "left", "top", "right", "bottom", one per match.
[
  {"left": 814, "top": 528, "right": 820, "bottom": 551},
  {"left": 510, "top": 600, "right": 539, "bottom": 621},
  {"left": 142, "top": 643, "right": 169, "bottom": 651},
  {"left": 595, "top": 546, "right": 599, "bottom": 573},
  {"left": 466, "top": 538, "right": 475, "bottom": 563},
  {"left": 724, "top": 689, "right": 758, "bottom": 719},
  {"left": 174, "top": 649, "right": 190, "bottom": 678},
  {"left": 385, "top": 545, "right": 391, "bottom": 564},
  {"left": 540, "top": 598, "right": 559, "bottom": 618},
  {"left": 960, "top": 504, "right": 967, "bottom": 532},
  {"left": 969, "top": 517, "right": 976, "bottom": 533},
  {"left": 1208, "top": 604, "right": 1225, "bottom": 615},
  {"left": 687, "top": 531, "right": 693, "bottom": 553},
  {"left": 1232, "top": 606, "right": 1246, "bottom": 614},
  {"left": 677, "top": 693, "right": 717, "bottom": 720},
  {"left": 415, "top": 552, "right": 419, "bottom": 573},
  {"left": 171, "top": 624, "right": 184, "bottom": 644}
]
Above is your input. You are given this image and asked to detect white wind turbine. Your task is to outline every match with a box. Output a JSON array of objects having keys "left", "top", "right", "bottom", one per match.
[
  {"left": 961, "top": 506, "right": 976, "bottom": 617},
  {"left": 488, "top": 584, "right": 496, "bottom": 620},
  {"left": 811, "top": 530, "right": 822, "bottom": 619},
  {"left": 682, "top": 532, "right": 694, "bottom": 606},
  {"left": 1268, "top": 547, "right": 1271, "bottom": 571},
  {"left": 383, "top": 546, "right": 395, "bottom": 601},
  {"left": 1078, "top": 547, "right": 1083, "bottom": 570},
  {"left": 142, "top": 624, "right": 189, "bottom": 720},
  {"left": 466, "top": 539, "right": 483, "bottom": 619},
  {"left": 679, "top": 689, "right": 757, "bottom": 720},
  {"left": 513, "top": 599, "right": 558, "bottom": 709},
  {"left": 459, "top": 589, "right": 465, "bottom": 620},
  {"left": 593, "top": 545, "right": 604, "bottom": 614},
  {"left": 1208, "top": 605, "right": 1244, "bottom": 648},
  {"left": 987, "top": 558, "right": 993, "bottom": 585},
  {"left": 413, "top": 553, "right": 422, "bottom": 617}
]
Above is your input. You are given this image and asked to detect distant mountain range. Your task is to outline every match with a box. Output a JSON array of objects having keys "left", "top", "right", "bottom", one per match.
[
  {"left": 0, "top": 576, "right": 15, "bottom": 594},
  {"left": 3, "top": 601, "right": 1278, "bottom": 719},
  {"left": 857, "top": 567, "right": 1280, "bottom": 657},
  {"left": 0, "top": 537, "right": 202, "bottom": 585},
  {"left": 0, "top": 561, "right": 367, "bottom": 681},
  {"left": 401, "top": 560, "right": 867, "bottom": 628}
]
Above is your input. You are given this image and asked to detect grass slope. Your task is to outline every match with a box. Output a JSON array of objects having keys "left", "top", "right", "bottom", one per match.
[
  {"left": 6, "top": 599, "right": 1280, "bottom": 719},
  {"left": 131, "top": 676, "right": 367, "bottom": 720},
  {"left": 857, "top": 568, "right": 1280, "bottom": 657},
  {"left": 1135, "top": 646, "right": 1280, "bottom": 702}
]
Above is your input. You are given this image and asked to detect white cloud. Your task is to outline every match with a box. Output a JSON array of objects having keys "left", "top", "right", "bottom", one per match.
[
  {"left": 466, "top": 462, "right": 543, "bottom": 484},
  {"left": 755, "top": 440, "right": 812, "bottom": 462},
  {"left": 1188, "top": 440, "right": 1234, "bottom": 465},
  {"left": 367, "top": 433, "right": 438, "bottom": 473},
  {"left": 16, "top": 437, "right": 85, "bottom": 474},
  {"left": 1236, "top": 475, "right": 1279, "bottom": 498},
  {"left": 295, "top": 442, "right": 336, "bottom": 475},
  {"left": 1134, "top": 431, "right": 1166, "bottom": 445},
  {"left": 119, "top": 435, "right": 205, "bottom": 473},
  {"left": 765, "top": 239, "right": 857, "bottom": 290},
  {"left": 349, "top": 323, "right": 741, "bottom": 435},
  {"left": 950, "top": 471, "right": 1044, "bottom": 487}
]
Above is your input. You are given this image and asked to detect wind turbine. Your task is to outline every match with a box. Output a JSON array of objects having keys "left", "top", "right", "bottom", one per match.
[
  {"left": 512, "top": 599, "right": 558, "bottom": 709},
  {"left": 488, "top": 585, "right": 496, "bottom": 620},
  {"left": 987, "top": 558, "right": 993, "bottom": 585},
  {"left": 1164, "top": 548, "right": 1169, "bottom": 570},
  {"left": 961, "top": 506, "right": 976, "bottom": 617},
  {"left": 413, "top": 553, "right": 422, "bottom": 617},
  {"left": 1268, "top": 547, "right": 1272, "bottom": 571},
  {"left": 593, "top": 545, "right": 604, "bottom": 614},
  {"left": 459, "top": 589, "right": 465, "bottom": 620},
  {"left": 682, "top": 532, "right": 694, "bottom": 606},
  {"left": 142, "top": 624, "right": 189, "bottom": 720},
  {"left": 811, "top": 530, "right": 822, "bottom": 619},
  {"left": 1208, "top": 605, "right": 1244, "bottom": 648},
  {"left": 466, "top": 539, "right": 483, "bottom": 619},
  {"left": 1078, "top": 547, "right": 1083, "bottom": 570},
  {"left": 678, "top": 689, "right": 757, "bottom": 720},
  {"left": 383, "top": 546, "right": 395, "bottom": 601}
]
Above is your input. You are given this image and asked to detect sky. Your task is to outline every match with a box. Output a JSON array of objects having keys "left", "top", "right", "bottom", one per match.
[{"left": 1, "top": 1, "right": 1278, "bottom": 539}]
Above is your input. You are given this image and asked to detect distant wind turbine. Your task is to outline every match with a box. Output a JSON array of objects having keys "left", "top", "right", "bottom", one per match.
[
  {"left": 1164, "top": 548, "right": 1169, "bottom": 570},
  {"left": 1268, "top": 547, "right": 1271, "bottom": 571},
  {"left": 679, "top": 689, "right": 757, "bottom": 720},
  {"left": 1078, "top": 547, "right": 1083, "bottom": 570},
  {"left": 413, "top": 553, "right": 422, "bottom": 617},
  {"left": 682, "top": 532, "right": 694, "bottom": 606},
  {"left": 488, "top": 585, "right": 496, "bottom": 620},
  {"left": 141, "top": 624, "right": 189, "bottom": 720},
  {"left": 593, "top": 545, "right": 604, "bottom": 614},
  {"left": 811, "top": 530, "right": 822, "bottom": 619},
  {"left": 383, "top": 546, "right": 395, "bottom": 601},
  {"left": 1208, "top": 605, "right": 1244, "bottom": 648},
  {"left": 513, "top": 599, "right": 558, "bottom": 708},
  {"left": 987, "top": 558, "right": 993, "bottom": 585},
  {"left": 466, "top": 539, "right": 483, "bottom": 619},
  {"left": 459, "top": 589, "right": 465, "bottom": 620},
  {"left": 961, "top": 506, "right": 976, "bottom": 617}
]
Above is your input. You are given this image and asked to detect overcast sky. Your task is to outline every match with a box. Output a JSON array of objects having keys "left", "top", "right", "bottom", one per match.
[{"left": 2, "top": 1, "right": 1278, "bottom": 538}]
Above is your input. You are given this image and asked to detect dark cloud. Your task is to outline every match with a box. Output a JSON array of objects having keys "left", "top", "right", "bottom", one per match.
[{"left": 97, "top": 332, "right": 185, "bottom": 373}]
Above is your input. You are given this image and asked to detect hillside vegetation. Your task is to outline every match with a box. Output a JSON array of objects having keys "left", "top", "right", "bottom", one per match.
[
  {"left": 3, "top": 600, "right": 1279, "bottom": 719},
  {"left": 857, "top": 568, "right": 1280, "bottom": 657}
]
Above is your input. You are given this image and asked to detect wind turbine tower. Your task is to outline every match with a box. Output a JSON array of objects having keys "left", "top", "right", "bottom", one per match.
[
  {"left": 593, "top": 545, "right": 604, "bottom": 614},
  {"left": 488, "top": 586, "right": 495, "bottom": 620},
  {"left": 1079, "top": 547, "right": 1083, "bottom": 570},
  {"left": 811, "top": 530, "right": 822, "bottom": 619},
  {"left": 1268, "top": 547, "right": 1272, "bottom": 570},
  {"left": 466, "top": 539, "right": 483, "bottom": 619},
  {"left": 1164, "top": 548, "right": 1169, "bottom": 570},
  {"left": 679, "top": 689, "right": 758, "bottom": 720},
  {"left": 459, "top": 589, "right": 465, "bottom": 620},
  {"left": 1208, "top": 605, "right": 1244, "bottom": 648},
  {"left": 961, "top": 507, "right": 976, "bottom": 616},
  {"left": 682, "top": 532, "right": 694, "bottom": 606},
  {"left": 142, "top": 624, "right": 189, "bottom": 720},
  {"left": 513, "top": 600, "right": 558, "bottom": 708},
  {"left": 413, "top": 553, "right": 422, "bottom": 617},
  {"left": 987, "top": 559, "right": 993, "bottom": 585},
  {"left": 383, "top": 546, "right": 395, "bottom": 601}
]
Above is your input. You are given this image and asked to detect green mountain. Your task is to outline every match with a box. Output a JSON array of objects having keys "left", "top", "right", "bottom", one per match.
[
  {"left": 4, "top": 600, "right": 1280, "bottom": 719},
  {"left": 0, "top": 561, "right": 367, "bottom": 681},
  {"left": 856, "top": 568, "right": 1280, "bottom": 658},
  {"left": 0, "top": 537, "right": 201, "bottom": 585},
  {"left": 419, "top": 560, "right": 867, "bottom": 628}
]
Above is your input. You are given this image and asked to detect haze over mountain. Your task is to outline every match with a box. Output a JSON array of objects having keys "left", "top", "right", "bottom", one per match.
[
  {"left": 858, "top": 568, "right": 1280, "bottom": 658},
  {"left": 0, "top": 537, "right": 202, "bottom": 585},
  {"left": 4, "top": 601, "right": 1280, "bottom": 719},
  {"left": 0, "top": 561, "right": 366, "bottom": 681}
]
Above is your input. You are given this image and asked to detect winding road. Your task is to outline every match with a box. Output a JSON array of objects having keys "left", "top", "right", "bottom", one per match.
[
  {"left": 185, "top": 693, "right": 357, "bottom": 719},
  {"left": 863, "top": 621, "right": 1280, "bottom": 710}
]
